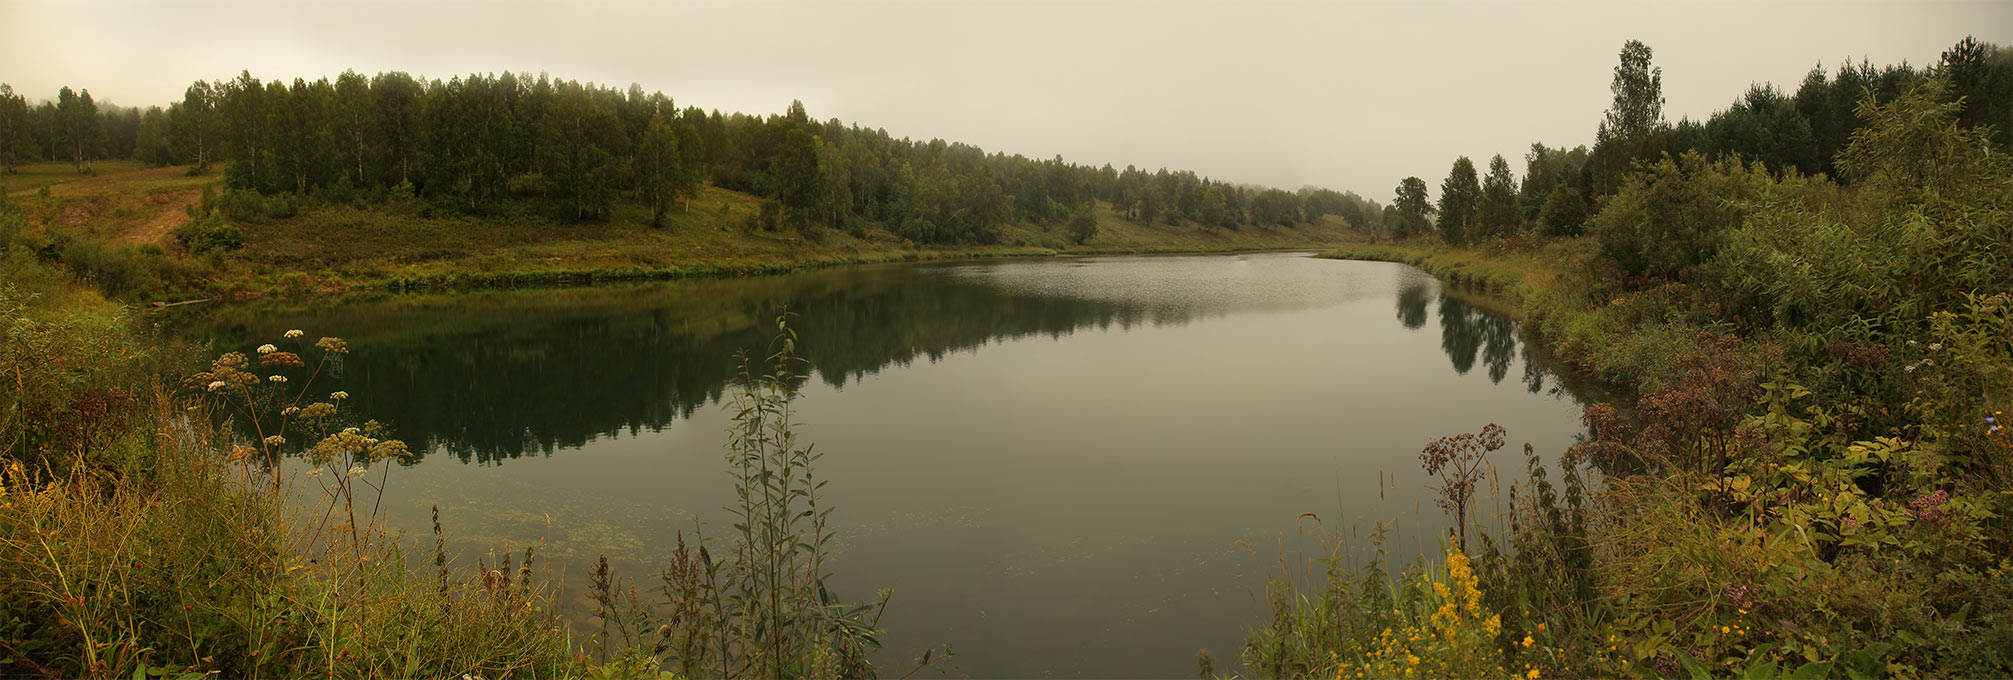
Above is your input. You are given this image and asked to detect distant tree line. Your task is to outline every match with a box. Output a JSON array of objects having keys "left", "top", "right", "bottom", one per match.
[
  {"left": 1387, "top": 35, "right": 2013, "bottom": 247},
  {"left": 0, "top": 83, "right": 142, "bottom": 174},
  {"left": 0, "top": 72, "right": 1384, "bottom": 244}
]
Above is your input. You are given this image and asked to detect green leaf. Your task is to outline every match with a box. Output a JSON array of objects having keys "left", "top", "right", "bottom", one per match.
[
  {"left": 1675, "top": 649, "right": 1714, "bottom": 680},
  {"left": 1789, "top": 661, "right": 1832, "bottom": 680}
]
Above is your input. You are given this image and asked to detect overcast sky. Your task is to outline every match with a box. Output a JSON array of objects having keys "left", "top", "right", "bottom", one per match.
[{"left": 3, "top": 1, "right": 2007, "bottom": 200}]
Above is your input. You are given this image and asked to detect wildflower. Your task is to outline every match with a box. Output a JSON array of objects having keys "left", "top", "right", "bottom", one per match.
[
  {"left": 207, "top": 380, "right": 226, "bottom": 391},
  {"left": 306, "top": 468, "right": 323, "bottom": 478},
  {"left": 1721, "top": 626, "right": 1731, "bottom": 634},
  {"left": 284, "top": 329, "right": 304, "bottom": 338},
  {"left": 263, "top": 435, "right": 286, "bottom": 446},
  {"left": 346, "top": 466, "right": 366, "bottom": 478},
  {"left": 281, "top": 406, "right": 299, "bottom": 416},
  {"left": 1929, "top": 342, "right": 1942, "bottom": 351},
  {"left": 269, "top": 375, "right": 287, "bottom": 383},
  {"left": 1911, "top": 489, "right": 1951, "bottom": 520},
  {"left": 330, "top": 391, "right": 349, "bottom": 400},
  {"left": 316, "top": 337, "right": 349, "bottom": 354},
  {"left": 1522, "top": 635, "right": 1534, "bottom": 648},
  {"left": 1526, "top": 667, "right": 1539, "bottom": 679},
  {"left": 257, "top": 344, "right": 277, "bottom": 354}
]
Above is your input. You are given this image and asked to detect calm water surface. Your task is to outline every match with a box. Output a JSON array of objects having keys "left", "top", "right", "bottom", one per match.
[{"left": 170, "top": 253, "right": 1589, "bottom": 677}]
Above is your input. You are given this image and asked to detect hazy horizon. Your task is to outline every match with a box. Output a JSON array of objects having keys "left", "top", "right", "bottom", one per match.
[{"left": 3, "top": 0, "right": 2006, "bottom": 200}]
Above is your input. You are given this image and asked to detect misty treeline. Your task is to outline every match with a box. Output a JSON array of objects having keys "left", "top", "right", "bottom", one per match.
[
  {"left": 1386, "top": 35, "right": 2013, "bottom": 247},
  {"left": 0, "top": 72, "right": 1378, "bottom": 244}
]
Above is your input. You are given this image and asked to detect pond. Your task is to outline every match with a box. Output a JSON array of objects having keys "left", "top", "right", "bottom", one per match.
[{"left": 167, "top": 252, "right": 1591, "bottom": 677}]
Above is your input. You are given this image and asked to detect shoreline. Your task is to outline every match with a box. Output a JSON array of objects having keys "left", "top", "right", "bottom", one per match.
[{"left": 152, "top": 241, "right": 1353, "bottom": 307}]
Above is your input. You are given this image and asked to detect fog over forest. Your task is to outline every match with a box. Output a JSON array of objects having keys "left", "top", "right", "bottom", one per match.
[{"left": 3, "top": 0, "right": 2004, "bottom": 195}]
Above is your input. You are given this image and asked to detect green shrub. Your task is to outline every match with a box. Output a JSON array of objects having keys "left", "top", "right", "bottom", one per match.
[
  {"left": 175, "top": 212, "right": 245, "bottom": 254},
  {"left": 1711, "top": 80, "right": 2013, "bottom": 338},
  {"left": 1587, "top": 151, "right": 1771, "bottom": 283}
]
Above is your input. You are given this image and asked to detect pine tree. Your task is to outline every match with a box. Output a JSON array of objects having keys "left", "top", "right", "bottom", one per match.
[{"left": 1477, "top": 154, "right": 1520, "bottom": 238}]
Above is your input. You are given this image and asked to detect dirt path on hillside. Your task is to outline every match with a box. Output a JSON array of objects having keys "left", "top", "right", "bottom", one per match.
[{"left": 113, "top": 188, "right": 201, "bottom": 245}]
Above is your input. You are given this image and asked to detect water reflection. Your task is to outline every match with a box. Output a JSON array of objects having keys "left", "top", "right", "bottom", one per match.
[
  {"left": 163, "top": 254, "right": 1595, "bottom": 678},
  {"left": 174, "top": 266, "right": 1187, "bottom": 463},
  {"left": 1395, "top": 280, "right": 1431, "bottom": 330},
  {"left": 1410, "top": 286, "right": 1583, "bottom": 400},
  {"left": 170, "top": 254, "right": 1406, "bottom": 465}
]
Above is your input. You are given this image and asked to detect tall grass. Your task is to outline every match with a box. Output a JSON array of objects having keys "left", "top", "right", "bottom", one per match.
[{"left": 0, "top": 258, "right": 577, "bottom": 678}]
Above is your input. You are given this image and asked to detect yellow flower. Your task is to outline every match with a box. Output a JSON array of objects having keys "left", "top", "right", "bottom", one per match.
[
  {"left": 1525, "top": 668, "right": 1540, "bottom": 679},
  {"left": 1522, "top": 635, "right": 1534, "bottom": 648},
  {"left": 1720, "top": 626, "right": 1731, "bottom": 634}
]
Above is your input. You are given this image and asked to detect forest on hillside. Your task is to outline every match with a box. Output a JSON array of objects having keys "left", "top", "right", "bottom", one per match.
[{"left": 0, "top": 75, "right": 1377, "bottom": 246}]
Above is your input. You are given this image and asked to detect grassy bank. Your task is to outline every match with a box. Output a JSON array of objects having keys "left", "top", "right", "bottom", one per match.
[
  {"left": 1254, "top": 82, "right": 2013, "bottom": 679},
  {"left": 4, "top": 161, "right": 1357, "bottom": 303},
  {"left": 1294, "top": 234, "right": 2013, "bottom": 679},
  {"left": 1321, "top": 237, "right": 1707, "bottom": 397}
]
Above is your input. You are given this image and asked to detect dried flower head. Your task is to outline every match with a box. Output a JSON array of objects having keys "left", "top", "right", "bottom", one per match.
[
  {"left": 259, "top": 351, "right": 305, "bottom": 368},
  {"left": 268, "top": 375, "right": 287, "bottom": 383},
  {"left": 207, "top": 380, "right": 226, "bottom": 391},
  {"left": 257, "top": 344, "right": 277, "bottom": 354},
  {"left": 284, "top": 329, "right": 304, "bottom": 339},
  {"left": 329, "top": 391, "right": 349, "bottom": 400},
  {"left": 263, "top": 435, "right": 286, "bottom": 447},
  {"left": 315, "top": 337, "right": 349, "bottom": 354}
]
